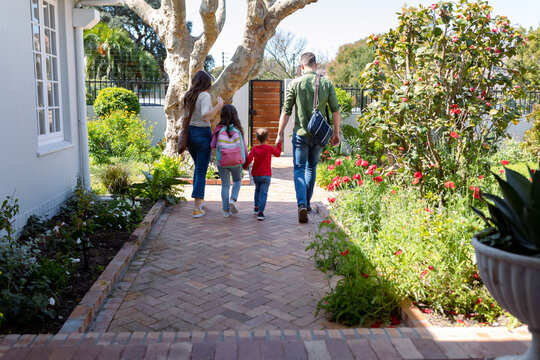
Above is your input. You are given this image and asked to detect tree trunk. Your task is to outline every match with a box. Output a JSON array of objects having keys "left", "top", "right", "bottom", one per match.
[{"left": 125, "top": 0, "right": 318, "bottom": 156}]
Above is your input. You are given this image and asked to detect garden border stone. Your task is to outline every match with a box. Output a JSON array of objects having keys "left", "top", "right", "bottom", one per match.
[
  {"left": 59, "top": 200, "right": 167, "bottom": 333},
  {"left": 313, "top": 201, "right": 431, "bottom": 329}
]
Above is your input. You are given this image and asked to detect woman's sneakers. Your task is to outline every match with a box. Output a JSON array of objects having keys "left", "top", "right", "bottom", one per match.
[
  {"left": 257, "top": 212, "right": 266, "bottom": 221},
  {"left": 229, "top": 199, "right": 238, "bottom": 214},
  {"left": 253, "top": 206, "right": 259, "bottom": 215},
  {"left": 192, "top": 208, "right": 205, "bottom": 218}
]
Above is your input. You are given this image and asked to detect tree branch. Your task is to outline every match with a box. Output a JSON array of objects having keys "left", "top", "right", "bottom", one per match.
[
  {"left": 189, "top": 0, "right": 223, "bottom": 76},
  {"left": 125, "top": 0, "right": 158, "bottom": 28},
  {"left": 266, "top": 0, "right": 317, "bottom": 27}
]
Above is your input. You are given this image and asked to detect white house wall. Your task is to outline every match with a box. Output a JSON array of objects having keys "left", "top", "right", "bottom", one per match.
[{"left": 0, "top": 0, "right": 82, "bottom": 232}]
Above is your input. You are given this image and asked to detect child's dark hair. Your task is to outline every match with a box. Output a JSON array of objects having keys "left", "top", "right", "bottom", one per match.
[
  {"left": 219, "top": 104, "right": 244, "bottom": 138},
  {"left": 256, "top": 128, "right": 269, "bottom": 144}
]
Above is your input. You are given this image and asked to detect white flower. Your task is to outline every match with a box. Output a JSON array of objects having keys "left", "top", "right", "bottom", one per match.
[
  {"left": 49, "top": 297, "right": 55, "bottom": 306},
  {"left": 70, "top": 258, "right": 81, "bottom": 263},
  {"left": 53, "top": 226, "right": 59, "bottom": 233},
  {"left": 76, "top": 238, "right": 81, "bottom": 244},
  {"left": 66, "top": 271, "right": 70, "bottom": 275}
]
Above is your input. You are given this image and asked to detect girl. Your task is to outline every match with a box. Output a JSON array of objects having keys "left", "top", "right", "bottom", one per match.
[
  {"left": 183, "top": 70, "right": 224, "bottom": 218},
  {"left": 211, "top": 105, "right": 248, "bottom": 217}
]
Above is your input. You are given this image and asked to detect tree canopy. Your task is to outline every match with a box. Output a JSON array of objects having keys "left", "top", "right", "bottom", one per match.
[{"left": 326, "top": 39, "right": 375, "bottom": 86}]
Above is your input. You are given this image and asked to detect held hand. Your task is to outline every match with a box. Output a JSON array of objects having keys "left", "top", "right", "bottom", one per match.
[
  {"left": 331, "top": 133, "right": 340, "bottom": 147},
  {"left": 275, "top": 133, "right": 283, "bottom": 146}
]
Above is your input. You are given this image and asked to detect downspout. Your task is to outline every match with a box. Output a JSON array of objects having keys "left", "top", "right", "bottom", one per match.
[{"left": 73, "top": 3, "right": 102, "bottom": 190}]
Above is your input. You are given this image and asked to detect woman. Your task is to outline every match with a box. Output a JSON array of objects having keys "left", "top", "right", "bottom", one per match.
[{"left": 183, "top": 70, "right": 224, "bottom": 218}]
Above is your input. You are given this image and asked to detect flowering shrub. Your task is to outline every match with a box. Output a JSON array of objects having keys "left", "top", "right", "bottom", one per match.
[{"left": 360, "top": 1, "right": 531, "bottom": 195}]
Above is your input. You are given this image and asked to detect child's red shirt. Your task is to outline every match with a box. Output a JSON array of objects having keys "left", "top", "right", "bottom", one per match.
[{"left": 245, "top": 142, "right": 282, "bottom": 176}]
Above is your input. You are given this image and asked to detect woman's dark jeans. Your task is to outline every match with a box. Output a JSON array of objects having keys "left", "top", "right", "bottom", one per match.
[{"left": 187, "top": 125, "right": 212, "bottom": 199}]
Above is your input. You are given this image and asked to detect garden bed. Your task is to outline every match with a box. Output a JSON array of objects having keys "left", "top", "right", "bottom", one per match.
[{"left": 0, "top": 197, "right": 157, "bottom": 335}]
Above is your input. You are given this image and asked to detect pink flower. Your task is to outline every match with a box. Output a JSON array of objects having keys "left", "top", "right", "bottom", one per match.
[
  {"left": 326, "top": 184, "right": 335, "bottom": 191},
  {"left": 499, "top": 169, "right": 505, "bottom": 174},
  {"left": 394, "top": 250, "right": 403, "bottom": 256},
  {"left": 428, "top": 265, "right": 435, "bottom": 271},
  {"left": 485, "top": 102, "right": 491, "bottom": 107},
  {"left": 401, "top": 97, "right": 409, "bottom": 102},
  {"left": 342, "top": 176, "right": 351, "bottom": 183},
  {"left": 361, "top": 160, "right": 369, "bottom": 167},
  {"left": 430, "top": 3, "right": 437, "bottom": 9},
  {"left": 374, "top": 176, "right": 383, "bottom": 183},
  {"left": 414, "top": 171, "right": 422, "bottom": 179},
  {"left": 373, "top": 60, "right": 379, "bottom": 65},
  {"left": 500, "top": 160, "right": 509, "bottom": 166},
  {"left": 346, "top": 156, "right": 351, "bottom": 160},
  {"left": 422, "top": 308, "right": 432, "bottom": 314},
  {"left": 357, "top": 179, "right": 364, "bottom": 186},
  {"left": 450, "top": 132, "right": 458, "bottom": 138},
  {"left": 335, "top": 159, "right": 342, "bottom": 166},
  {"left": 425, "top": 208, "right": 433, "bottom": 214},
  {"left": 479, "top": 175, "right": 484, "bottom": 179},
  {"left": 491, "top": 27, "right": 498, "bottom": 33},
  {"left": 356, "top": 159, "right": 363, "bottom": 166},
  {"left": 328, "top": 197, "right": 336, "bottom": 204},
  {"left": 452, "top": 36, "right": 458, "bottom": 42},
  {"left": 418, "top": 77, "right": 423, "bottom": 81},
  {"left": 444, "top": 181, "right": 455, "bottom": 189},
  {"left": 391, "top": 189, "right": 396, "bottom": 195},
  {"left": 412, "top": 178, "right": 420, "bottom": 185},
  {"left": 373, "top": 35, "right": 379, "bottom": 41},
  {"left": 469, "top": 87, "right": 476, "bottom": 92},
  {"left": 327, "top": 165, "right": 335, "bottom": 170}
]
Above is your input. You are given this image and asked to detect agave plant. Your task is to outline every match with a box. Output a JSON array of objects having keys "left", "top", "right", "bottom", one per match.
[{"left": 472, "top": 163, "right": 540, "bottom": 255}]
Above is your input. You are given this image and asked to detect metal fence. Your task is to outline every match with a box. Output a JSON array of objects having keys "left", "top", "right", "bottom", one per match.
[{"left": 86, "top": 79, "right": 169, "bottom": 106}]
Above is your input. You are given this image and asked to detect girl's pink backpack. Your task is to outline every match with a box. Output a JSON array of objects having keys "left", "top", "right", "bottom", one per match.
[{"left": 216, "top": 126, "right": 246, "bottom": 167}]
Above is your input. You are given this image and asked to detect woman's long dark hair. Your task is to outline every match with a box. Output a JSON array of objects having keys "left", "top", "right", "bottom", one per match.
[
  {"left": 183, "top": 71, "right": 212, "bottom": 119},
  {"left": 219, "top": 104, "right": 244, "bottom": 138}
]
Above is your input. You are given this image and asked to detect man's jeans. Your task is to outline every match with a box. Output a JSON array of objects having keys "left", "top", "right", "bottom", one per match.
[
  {"left": 217, "top": 165, "right": 242, "bottom": 211},
  {"left": 292, "top": 132, "right": 322, "bottom": 209},
  {"left": 187, "top": 126, "right": 212, "bottom": 199},
  {"left": 253, "top": 176, "right": 271, "bottom": 214}
]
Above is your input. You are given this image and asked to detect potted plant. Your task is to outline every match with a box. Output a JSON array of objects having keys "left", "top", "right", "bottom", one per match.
[{"left": 472, "top": 163, "right": 540, "bottom": 360}]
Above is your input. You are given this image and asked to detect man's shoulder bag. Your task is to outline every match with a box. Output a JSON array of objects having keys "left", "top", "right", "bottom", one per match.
[{"left": 307, "top": 74, "right": 333, "bottom": 147}]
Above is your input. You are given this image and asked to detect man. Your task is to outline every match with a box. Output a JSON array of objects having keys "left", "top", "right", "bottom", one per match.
[{"left": 276, "top": 52, "right": 340, "bottom": 223}]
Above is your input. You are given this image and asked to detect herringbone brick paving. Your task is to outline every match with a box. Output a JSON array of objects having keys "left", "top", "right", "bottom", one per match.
[{"left": 91, "top": 158, "right": 337, "bottom": 333}]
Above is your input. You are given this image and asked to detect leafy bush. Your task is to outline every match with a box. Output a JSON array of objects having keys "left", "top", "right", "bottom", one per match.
[
  {"left": 96, "top": 163, "right": 132, "bottom": 195},
  {"left": 93, "top": 87, "right": 140, "bottom": 117},
  {"left": 522, "top": 104, "right": 540, "bottom": 159},
  {"left": 131, "top": 169, "right": 187, "bottom": 204},
  {"left": 151, "top": 155, "right": 189, "bottom": 180},
  {"left": 88, "top": 110, "right": 155, "bottom": 164},
  {"left": 92, "top": 198, "right": 142, "bottom": 233},
  {"left": 490, "top": 138, "right": 535, "bottom": 165},
  {"left": 360, "top": 1, "right": 531, "bottom": 195}
]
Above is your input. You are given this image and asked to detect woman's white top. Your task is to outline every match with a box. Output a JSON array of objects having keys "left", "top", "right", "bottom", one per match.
[{"left": 189, "top": 91, "right": 212, "bottom": 127}]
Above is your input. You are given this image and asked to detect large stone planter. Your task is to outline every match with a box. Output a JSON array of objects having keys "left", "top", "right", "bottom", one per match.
[{"left": 472, "top": 238, "right": 540, "bottom": 360}]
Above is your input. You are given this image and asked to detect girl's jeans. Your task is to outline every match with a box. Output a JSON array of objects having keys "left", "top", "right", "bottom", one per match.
[
  {"left": 253, "top": 176, "right": 271, "bottom": 214},
  {"left": 217, "top": 165, "right": 242, "bottom": 211},
  {"left": 187, "top": 125, "right": 212, "bottom": 199}
]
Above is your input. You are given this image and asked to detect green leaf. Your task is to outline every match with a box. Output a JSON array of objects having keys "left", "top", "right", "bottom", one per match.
[
  {"left": 491, "top": 173, "right": 525, "bottom": 219},
  {"left": 504, "top": 167, "right": 532, "bottom": 208},
  {"left": 433, "top": 27, "right": 443, "bottom": 37},
  {"left": 483, "top": 193, "right": 521, "bottom": 230},
  {"left": 523, "top": 207, "right": 540, "bottom": 251}
]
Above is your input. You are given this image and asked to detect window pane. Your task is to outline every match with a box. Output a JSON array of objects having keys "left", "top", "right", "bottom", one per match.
[
  {"left": 31, "top": 0, "right": 39, "bottom": 22},
  {"left": 45, "top": 29, "right": 51, "bottom": 54},
  {"left": 52, "top": 57, "right": 57, "bottom": 80},
  {"left": 43, "top": 2, "right": 49, "bottom": 27},
  {"left": 35, "top": 53, "right": 42, "bottom": 79},
  {"left": 46, "top": 56, "right": 51, "bottom": 80},
  {"left": 53, "top": 109, "right": 60, "bottom": 132},
  {"left": 50, "top": 30, "right": 56, "bottom": 55},
  {"left": 47, "top": 82, "right": 53, "bottom": 107},
  {"left": 32, "top": 24, "right": 40, "bottom": 51},
  {"left": 48, "top": 109, "right": 53, "bottom": 132},
  {"left": 49, "top": 4, "right": 55, "bottom": 29},
  {"left": 38, "top": 109, "right": 46, "bottom": 135},
  {"left": 36, "top": 81, "right": 44, "bottom": 107},
  {"left": 53, "top": 83, "right": 59, "bottom": 106}
]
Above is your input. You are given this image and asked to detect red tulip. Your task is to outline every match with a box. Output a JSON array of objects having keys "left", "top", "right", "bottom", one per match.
[
  {"left": 374, "top": 176, "right": 383, "bottom": 183},
  {"left": 414, "top": 171, "right": 422, "bottom": 179},
  {"left": 328, "top": 197, "right": 336, "bottom": 204},
  {"left": 450, "top": 132, "right": 458, "bottom": 138},
  {"left": 356, "top": 159, "right": 362, "bottom": 166},
  {"left": 500, "top": 160, "right": 509, "bottom": 166},
  {"left": 342, "top": 176, "right": 351, "bottom": 183},
  {"left": 340, "top": 249, "right": 349, "bottom": 257},
  {"left": 444, "top": 181, "right": 455, "bottom": 189},
  {"left": 361, "top": 160, "right": 369, "bottom": 167}
]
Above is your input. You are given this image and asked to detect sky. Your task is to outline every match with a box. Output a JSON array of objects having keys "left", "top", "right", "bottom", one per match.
[{"left": 185, "top": 0, "right": 540, "bottom": 65}]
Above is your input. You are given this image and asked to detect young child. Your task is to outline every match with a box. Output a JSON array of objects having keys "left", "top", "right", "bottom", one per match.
[
  {"left": 211, "top": 104, "right": 248, "bottom": 217},
  {"left": 243, "top": 128, "right": 282, "bottom": 221}
]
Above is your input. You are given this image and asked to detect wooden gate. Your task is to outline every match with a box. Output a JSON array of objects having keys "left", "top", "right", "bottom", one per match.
[{"left": 249, "top": 80, "right": 283, "bottom": 146}]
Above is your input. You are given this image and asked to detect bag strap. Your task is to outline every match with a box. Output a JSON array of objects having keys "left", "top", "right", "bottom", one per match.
[{"left": 313, "top": 74, "right": 321, "bottom": 110}]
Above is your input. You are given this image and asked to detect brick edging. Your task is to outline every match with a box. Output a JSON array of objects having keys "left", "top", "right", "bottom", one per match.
[
  {"left": 59, "top": 200, "right": 167, "bottom": 333},
  {"left": 313, "top": 201, "right": 431, "bottom": 329}
]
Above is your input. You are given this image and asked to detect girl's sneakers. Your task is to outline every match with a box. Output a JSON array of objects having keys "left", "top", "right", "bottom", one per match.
[
  {"left": 223, "top": 210, "right": 232, "bottom": 218},
  {"left": 253, "top": 206, "right": 259, "bottom": 214},
  {"left": 257, "top": 212, "right": 266, "bottom": 221},
  {"left": 229, "top": 199, "right": 238, "bottom": 214}
]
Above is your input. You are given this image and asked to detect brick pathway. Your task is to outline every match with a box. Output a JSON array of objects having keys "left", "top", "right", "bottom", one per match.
[
  {"left": 0, "top": 158, "right": 532, "bottom": 359},
  {"left": 90, "top": 157, "right": 336, "bottom": 333}
]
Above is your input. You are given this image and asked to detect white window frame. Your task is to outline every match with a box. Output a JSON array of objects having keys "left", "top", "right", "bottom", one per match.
[{"left": 31, "top": 0, "right": 64, "bottom": 146}]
